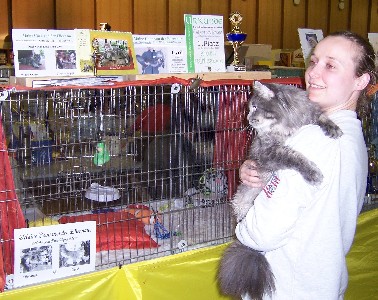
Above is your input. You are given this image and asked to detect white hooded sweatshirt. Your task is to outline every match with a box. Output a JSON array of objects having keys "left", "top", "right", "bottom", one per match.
[{"left": 236, "top": 110, "right": 368, "bottom": 300}]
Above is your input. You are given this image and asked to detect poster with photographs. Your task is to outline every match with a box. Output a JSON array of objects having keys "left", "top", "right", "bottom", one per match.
[
  {"left": 13, "top": 221, "right": 96, "bottom": 288},
  {"left": 89, "top": 30, "right": 139, "bottom": 75},
  {"left": 298, "top": 28, "right": 324, "bottom": 65},
  {"left": 12, "top": 29, "right": 78, "bottom": 77},
  {"left": 133, "top": 35, "right": 188, "bottom": 74},
  {"left": 368, "top": 33, "right": 378, "bottom": 66}
]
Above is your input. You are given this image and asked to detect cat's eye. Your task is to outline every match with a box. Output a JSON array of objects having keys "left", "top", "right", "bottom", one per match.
[
  {"left": 251, "top": 105, "right": 257, "bottom": 112},
  {"left": 264, "top": 112, "right": 275, "bottom": 119}
]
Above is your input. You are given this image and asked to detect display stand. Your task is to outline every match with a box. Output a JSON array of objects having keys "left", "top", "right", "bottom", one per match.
[{"left": 9, "top": 71, "right": 271, "bottom": 88}]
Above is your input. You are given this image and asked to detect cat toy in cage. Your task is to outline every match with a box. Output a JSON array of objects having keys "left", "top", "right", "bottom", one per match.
[
  {"left": 153, "top": 221, "right": 172, "bottom": 239},
  {"left": 153, "top": 213, "right": 182, "bottom": 240},
  {"left": 124, "top": 204, "right": 181, "bottom": 239}
]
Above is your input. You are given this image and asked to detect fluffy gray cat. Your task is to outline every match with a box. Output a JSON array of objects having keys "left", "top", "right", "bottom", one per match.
[{"left": 218, "top": 81, "right": 343, "bottom": 300}]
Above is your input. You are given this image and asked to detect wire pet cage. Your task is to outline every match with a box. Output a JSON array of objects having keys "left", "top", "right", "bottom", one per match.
[{"left": 0, "top": 78, "right": 253, "bottom": 285}]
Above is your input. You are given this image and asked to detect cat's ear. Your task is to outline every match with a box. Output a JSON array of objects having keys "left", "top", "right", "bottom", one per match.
[{"left": 253, "top": 81, "right": 275, "bottom": 99}]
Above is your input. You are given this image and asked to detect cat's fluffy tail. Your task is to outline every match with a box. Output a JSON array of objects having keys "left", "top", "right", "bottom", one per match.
[{"left": 218, "top": 240, "right": 275, "bottom": 300}]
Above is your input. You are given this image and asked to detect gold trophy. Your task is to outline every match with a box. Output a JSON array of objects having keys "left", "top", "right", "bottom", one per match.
[{"left": 226, "top": 12, "right": 247, "bottom": 72}]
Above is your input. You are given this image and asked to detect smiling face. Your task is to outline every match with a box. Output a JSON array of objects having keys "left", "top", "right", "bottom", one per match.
[{"left": 305, "top": 35, "right": 369, "bottom": 114}]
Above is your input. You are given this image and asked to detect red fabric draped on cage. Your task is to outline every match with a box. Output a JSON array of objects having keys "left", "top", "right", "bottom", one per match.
[
  {"left": 0, "top": 117, "right": 25, "bottom": 291},
  {"left": 131, "top": 103, "right": 171, "bottom": 134},
  {"left": 213, "top": 86, "right": 251, "bottom": 198},
  {"left": 59, "top": 211, "right": 159, "bottom": 251}
]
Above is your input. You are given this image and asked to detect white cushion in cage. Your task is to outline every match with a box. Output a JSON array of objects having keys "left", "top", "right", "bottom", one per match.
[{"left": 85, "top": 183, "right": 120, "bottom": 202}]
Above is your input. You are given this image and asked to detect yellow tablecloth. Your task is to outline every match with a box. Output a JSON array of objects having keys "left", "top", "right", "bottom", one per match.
[
  {"left": 345, "top": 208, "right": 378, "bottom": 300},
  {"left": 1, "top": 209, "right": 377, "bottom": 300}
]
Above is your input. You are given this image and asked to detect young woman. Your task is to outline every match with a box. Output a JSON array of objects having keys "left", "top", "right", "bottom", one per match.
[{"left": 237, "top": 31, "right": 377, "bottom": 299}]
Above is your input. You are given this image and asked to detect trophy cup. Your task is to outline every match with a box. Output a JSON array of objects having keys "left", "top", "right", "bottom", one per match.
[{"left": 226, "top": 12, "right": 247, "bottom": 72}]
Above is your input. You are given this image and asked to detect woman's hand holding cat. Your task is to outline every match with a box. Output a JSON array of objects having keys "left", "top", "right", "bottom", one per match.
[{"left": 239, "top": 160, "right": 264, "bottom": 188}]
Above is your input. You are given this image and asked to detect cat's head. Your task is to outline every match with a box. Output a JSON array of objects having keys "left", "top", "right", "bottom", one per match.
[{"left": 247, "top": 81, "right": 315, "bottom": 136}]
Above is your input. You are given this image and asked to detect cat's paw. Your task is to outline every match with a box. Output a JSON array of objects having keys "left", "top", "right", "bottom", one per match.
[
  {"left": 303, "top": 165, "right": 323, "bottom": 185},
  {"left": 318, "top": 114, "right": 343, "bottom": 139},
  {"left": 321, "top": 124, "right": 343, "bottom": 139}
]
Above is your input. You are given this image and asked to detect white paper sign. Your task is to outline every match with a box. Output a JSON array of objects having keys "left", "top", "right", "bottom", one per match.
[
  {"left": 13, "top": 221, "right": 96, "bottom": 288},
  {"left": 12, "top": 29, "right": 78, "bottom": 77},
  {"left": 133, "top": 35, "right": 188, "bottom": 74},
  {"left": 298, "top": 28, "right": 324, "bottom": 65},
  {"left": 184, "top": 14, "right": 226, "bottom": 73},
  {"left": 74, "top": 29, "right": 94, "bottom": 76}
]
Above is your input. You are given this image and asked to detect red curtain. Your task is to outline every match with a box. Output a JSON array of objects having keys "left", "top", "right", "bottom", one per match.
[
  {"left": 213, "top": 86, "right": 251, "bottom": 199},
  {"left": 0, "top": 117, "right": 25, "bottom": 291}
]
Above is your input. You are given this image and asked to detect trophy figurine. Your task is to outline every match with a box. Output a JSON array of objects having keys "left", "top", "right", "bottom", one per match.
[
  {"left": 91, "top": 38, "right": 102, "bottom": 76},
  {"left": 226, "top": 12, "right": 247, "bottom": 72},
  {"left": 91, "top": 23, "right": 111, "bottom": 76},
  {"left": 99, "top": 22, "right": 111, "bottom": 31}
]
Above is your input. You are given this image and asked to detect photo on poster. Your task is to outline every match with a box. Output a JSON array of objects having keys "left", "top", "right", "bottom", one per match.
[
  {"left": 20, "top": 245, "right": 52, "bottom": 273},
  {"left": 135, "top": 47, "right": 167, "bottom": 74},
  {"left": 305, "top": 33, "right": 319, "bottom": 48},
  {"left": 80, "top": 59, "right": 94, "bottom": 73},
  {"left": 94, "top": 38, "right": 131, "bottom": 68},
  {"left": 90, "top": 30, "right": 139, "bottom": 75},
  {"left": 17, "top": 49, "right": 46, "bottom": 71},
  {"left": 59, "top": 240, "right": 91, "bottom": 268},
  {"left": 55, "top": 50, "right": 77, "bottom": 70},
  {"left": 298, "top": 28, "right": 324, "bottom": 65}
]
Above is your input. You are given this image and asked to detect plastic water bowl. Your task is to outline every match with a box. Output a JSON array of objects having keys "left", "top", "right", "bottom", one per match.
[{"left": 85, "top": 183, "right": 120, "bottom": 202}]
